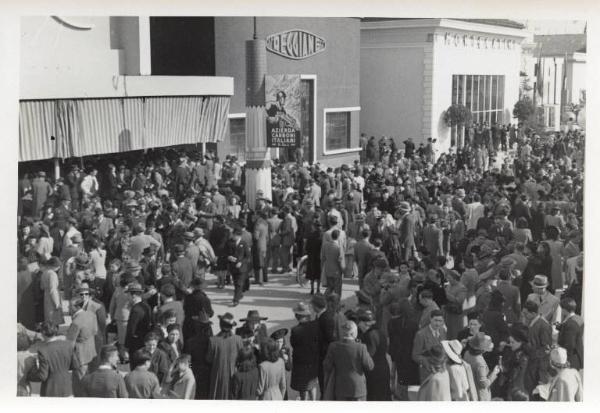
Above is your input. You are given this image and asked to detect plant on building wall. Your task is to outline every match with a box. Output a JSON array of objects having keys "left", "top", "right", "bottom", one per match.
[
  {"left": 443, "top": 104, "right": 472, "bottom": 127},
  {"left": 512, "top": 97, "right": 536, "bottom": 122}
]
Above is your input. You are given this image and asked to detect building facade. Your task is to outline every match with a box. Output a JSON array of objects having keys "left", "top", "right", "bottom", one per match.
[
  {"left": 214, "top": 17, "right": 361, "bottom": 167},
  {"left": 360, "top": 19, "right": 528, "bottom": 154}
]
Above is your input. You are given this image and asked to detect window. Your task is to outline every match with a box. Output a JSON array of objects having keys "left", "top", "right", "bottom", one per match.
[
  {"left": 325, "top": 111, "right": 351, "bottom": 151},
  {"left": 228, "top": 117, "right": 246, "bottom": 162},
  {"left": 451, "top": 74, "right": 506, "bottom": 147}
]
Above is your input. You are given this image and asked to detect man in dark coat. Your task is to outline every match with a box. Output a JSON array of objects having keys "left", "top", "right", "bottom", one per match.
[
  {"left": 226, "top": 226, "right": 252, "bottom": 306},
  {"left": 397, "top": 201, "right": 416, "bottom": 261},
  {"left": 32, "top": 321, "right": 77, "bottom": 397},
  {"left": 557, "top": 297, "right": 584, "bottom": 370},
  {"left": 357, "top": 309, "right": 391, "bottom": 400},
  {"left": 403, "top": 138, "right": 415, "bottom": 159},
  {"left": 522, "top": 300, "right": 552, "bottom": 391},
  {"left": 353, "top": 228, "right": 373, "bottom": 289},
  {"left": 290, "top": 302, "right": 321, "bottom": 400},
  {"left": 125, "top": 283, "right": 152, "bottom": 363},
  {"left": 184, "top": 316, "right": 214, "bottom": 399},
  {"left": 171, "top": 243, "right": 194, "bottom": 300},
  {"left": 183, "top": 277, "right": 214, "bottom": 340}
]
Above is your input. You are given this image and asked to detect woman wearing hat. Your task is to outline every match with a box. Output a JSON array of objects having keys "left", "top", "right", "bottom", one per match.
[
  {"left": 290, "top": 302, "right": 320, "bottom": 400},
  {"left": 416, "top": 344, "right": 451, "bottom": 401},
  {"left": 441, "top": 340, "right": 478, "bottom": 401},
  {"left": 463, "top": 332, "right": 499, "bottom": 401},
  {"left": 545, "top": 347, "right": 583, "bottom": 401}
]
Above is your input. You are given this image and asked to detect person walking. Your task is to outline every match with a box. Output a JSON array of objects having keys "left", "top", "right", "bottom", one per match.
[
  {"left": 321, "top": 229, "right": 345, "bottom": 297},
  {"left": 67, "top": 296, "right": 98, "bottom": 396},
  {"left": 290, "top": 302, "right": 320, "bottom": 400},
  {"left": 226, "top": 226, "right": 251, "bottom": 307}
]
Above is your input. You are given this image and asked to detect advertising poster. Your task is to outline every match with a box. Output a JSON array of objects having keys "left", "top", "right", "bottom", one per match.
[{"left": 265, "top": 74, "right": 301, "bottom": 147}]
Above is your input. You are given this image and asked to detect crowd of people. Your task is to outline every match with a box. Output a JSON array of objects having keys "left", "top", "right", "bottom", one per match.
[{"left": 16, "top": 123, "right": 584, "bottom": 401}]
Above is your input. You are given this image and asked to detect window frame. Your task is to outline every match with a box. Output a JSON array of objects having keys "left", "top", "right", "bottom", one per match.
[{"left": 322, "top": 107, "right": 361, "bottom": 155}]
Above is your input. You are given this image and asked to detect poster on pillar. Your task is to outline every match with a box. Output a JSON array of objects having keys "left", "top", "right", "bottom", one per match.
[{"left": 265, "top": 74, "right": 302, "bottom": 147}]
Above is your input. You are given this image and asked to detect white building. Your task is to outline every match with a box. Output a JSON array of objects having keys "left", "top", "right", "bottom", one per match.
[{"left": 360, "top": 18, "right": 529, "bottom": 154}]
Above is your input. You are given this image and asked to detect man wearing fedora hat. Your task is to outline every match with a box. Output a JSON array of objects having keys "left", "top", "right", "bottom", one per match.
[
  {"left": 527, "top": 275, "right": 560, "bottom": 324},
  {"left": 357, "top": 309, "right": 391, "bottom": 400},
  {"left": 522, "top": 300, "right": 552, "bottom": 389},
  {"left": 124, "top": 282, "right": 152, "bottom": 361},
  {"left": 67, "top": 295, "right": 98, "bottom": 396},
  {"left": 397, "top": 201, "right": 416, "bottom": 261},
  {"left": 236, "top": 310, "right": 269, "bottom": 345},
  {"left": 206, "top": 313, "right": 244, "bottom": 399},
  {"left": 290, "top": 302, "right": 320, "bottom": 400},
  {"left": 226, "top": 226, "right": 252, "bottom": 307}
]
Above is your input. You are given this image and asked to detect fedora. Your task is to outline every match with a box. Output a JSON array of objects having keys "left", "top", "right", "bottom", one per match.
[
  {"left": 441, "top": 340, "right": 463, "bottom": 364},
  {"left": 125, "top": 282, "right": 144, "bottom": 294},
  {"left": 270, "top": 328, "right": 289, "bottom": 341},
  {"left": 240, "top": 310, "right": 268, "bottom": 322},
  {"left": 531, "top": 274, "right": 549, "bottom": 288},
  {"left": 292, "top": 302, "right": 312, "bottom": 317},
  {"left": 550, "top": 346, "right": 569, "bottom": 368},
  {"left": 397, "top": 201, "right": 411, "bottom": 213}
]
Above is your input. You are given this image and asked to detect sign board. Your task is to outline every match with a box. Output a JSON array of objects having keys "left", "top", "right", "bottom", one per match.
[
  {"left": 265, "top": 74, "right": 302, "bottom": 147},
  {"left": 266, "top": 29, "right": 326, "bottom": 60}
]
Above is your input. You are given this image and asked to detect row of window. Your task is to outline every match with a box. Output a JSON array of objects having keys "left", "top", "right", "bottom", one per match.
[{"left": 452, "top": 74, "right": 506, "bottom": 125}]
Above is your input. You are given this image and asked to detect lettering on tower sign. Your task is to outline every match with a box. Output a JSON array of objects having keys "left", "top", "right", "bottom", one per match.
[{"left": 266, "top": 29, "right": 326, "bottom": 60}]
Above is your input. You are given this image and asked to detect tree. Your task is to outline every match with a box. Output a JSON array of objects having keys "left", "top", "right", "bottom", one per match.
[
  {"left": 444, "top": 104, "right": 472, "bottom": 127},
  {"left": 512, "top": 97, "right": 536, "bottom": 122}
]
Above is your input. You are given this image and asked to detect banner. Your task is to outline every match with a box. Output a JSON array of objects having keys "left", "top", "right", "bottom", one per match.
[{"left": 265, "top": 74, "right": 301, "bottom": 147}]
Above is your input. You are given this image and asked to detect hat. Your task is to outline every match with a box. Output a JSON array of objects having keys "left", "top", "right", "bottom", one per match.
[
  {"left": 357, "top": 309, "right": 376, "bottom": 322},
  {"left": 70, "top": 233, "right": 83, "bottom": 244},
  {"left": 240, "top": 310, "right": 268, "bottom": 322},
  {"left": 124, "top": 199, "right": 138, "bottom": 207},
  {"left": 183, "top": 231, "right": 194, "bottom": 241},
  {"left": 550, "top": 347, "right": 569, "bottom": 368},
  {"left": 75, "top": 253, "right": 91, "bottom": 267},
  {"left": 355, "top": 289, "right": 373, "bottom": 305},
  {"left": 293, "top": 302, "right": 312, "bottom": 316},
  {"left": 397, "top": 201, "right": 411, "bottom": 213},
  {"left": 192, "top": 227, "right": 204, "bottom": 237},
  {"left": 270, "top": 328, "right": 289, "bottom": 340},
  {"left": 218, "top": 313, "right": 237, "bottom": 327},
  {"left": 67, "top": 217, "right": 78, "bottom": 225},
  {"left": 126, "top": 282, "right": 144, "bottom": 294},
  {"left": 237, "top": 326, "right": 254, "bottom": 339},
  {"left": 500, "top": 256, "right": 516, "bottom": 268},
  {"left": 531, "top": 274, "right": 549, "bottom": 288},
  {"left": 173, "top": 244, "right": 186, "bottom": 255},
  {"left": 39, "top": 171, "right": 46, "bottom": 177},
  {"left": 456, "top": 188, "right": 466, "bottom": 198},
  {"left": 441, "top": 340, "right": 463, "bottom": 364},
  {"left": 310, "top": 294, "right": 327, "bottom": 311},
  {"left": 468, "top": 333, "right": 494, "bottom": 352}
]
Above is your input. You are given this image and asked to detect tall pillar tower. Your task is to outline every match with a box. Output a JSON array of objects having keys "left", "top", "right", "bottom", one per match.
[{"left": 244, "top": 19, "right": 271, "bottom": 209}]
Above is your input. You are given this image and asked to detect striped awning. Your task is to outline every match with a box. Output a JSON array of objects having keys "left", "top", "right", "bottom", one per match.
[{"left": 19, "top": 96, "right": 230, "bottom": 162}]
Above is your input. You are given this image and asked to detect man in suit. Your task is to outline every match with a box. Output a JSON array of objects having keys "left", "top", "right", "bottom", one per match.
[
  {"left": 422, "top": 215, "right": 444, "bottom": 259},
  {"left": 321, "top": 229, "right": 345, "bottom": 297},
  {"left": 33, "top": 321, "right": 78, "bottom": 397},
  {"left": 527, "top": 275, "right": 561, "bottom": 324},
  {"left": 67, "top": 296, "right": 98, "bottom": 396},
  {"left": 80, "top": 344, "right": 128, "bottom": 398},
  {"left": 227, "top": 226, "right": 252, "bottom": 307},
  {"left": 252, "top": 211, "right": 269, "bottom": 285},
  {"left": 125, "top": 282, "right": 152, "bottom": 364},
  {"left": 522, "top": 300, "right": 552, "bottom": 388},
  {"left": 354, "top": 228, "right": 373, "bottom": 289},
  {"left": 211, "top": 187, "right": 227, "bottom": 216},
  {"left": 557, "top": 297, "right": 584, "bottom": 371},
  {"left": 323, "top": 320, "right": 374, "bottom": 400},
  {"left": 171, "top": 244, "right": 195, "bottom": 299},
  {"left": 495, "top": 258, "right": 521, "bottom": 325},
  {"left": 78, "top": 284, "right": 107, "bottom": 362},
  {"left": 397, "top": 201, "right": 416, "bottom": 262},
  {"left": 412, "top": 309, "right": 447, "bottom": 383},
  {"left": 278, "top": 206, "right": 296, "bottom": 273}
]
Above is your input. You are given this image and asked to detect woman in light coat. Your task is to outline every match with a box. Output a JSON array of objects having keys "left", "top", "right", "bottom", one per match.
[
  {"left": 417, "top": 344, "right": 451, "bottom": 401},
  {"left": 463, "top": 333, "right": 499, "bottom": 401},
  {"left": 256, "top": 339, "right": 287, "bottom": 400}
]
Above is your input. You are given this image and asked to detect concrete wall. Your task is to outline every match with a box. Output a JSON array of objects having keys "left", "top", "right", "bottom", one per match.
[
  {"left": 430, "top": 36, "right": 522, "bottom": 153},
  {"left": 215, "top": 17, "right": 361, "bottom": 166},
  {"left": 360, "top": 46, "right": 425, "bottom": 145}
]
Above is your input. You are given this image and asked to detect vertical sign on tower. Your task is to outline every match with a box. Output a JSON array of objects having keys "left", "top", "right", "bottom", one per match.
[{"left": 265, "top": 74, "right": 302, "bottom": 147}]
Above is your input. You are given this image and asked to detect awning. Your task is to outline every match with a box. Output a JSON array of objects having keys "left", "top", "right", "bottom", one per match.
[{"left": 19, "top": 96, "right": 230, "bottom": 162}]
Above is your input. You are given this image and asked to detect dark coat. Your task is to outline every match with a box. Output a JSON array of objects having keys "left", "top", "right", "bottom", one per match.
[
  {"left": 290, "top": 320, "right": 320, "bottom": 392},
  {"left": 206, "top": 331, "right": 244, "bottom": 399},
  {"left": 184, "top": 325, "right": 214, "bottom": 399},
  {"left": 360, "top": 327, "right": 391, "bottom": 400},
  {"left": 171, "top": 256, "right": 194, "bottom": 297},
  {"left": 125, "top": 301, "right": 152, "bottom": 353},
  {"left": 323, "top": 339, "right": 374, "bottom": 400},
  {"left": 183, "top": 289, "right": 214, "bottom": 340},
  {"left": 388, "top": 314, "right": 420, "bottom": 385},
  {"left": 305, "top": 230, "right": 323, "bottom": 281},
  {"left": 557, "top": 315, "right": 584, "bottom": 370},
  {"left": 33, "top": 339, "right": 77, "bottom": 397},
  {"left": 226, "top": 239, "right": 251, "bottom": 277}
]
